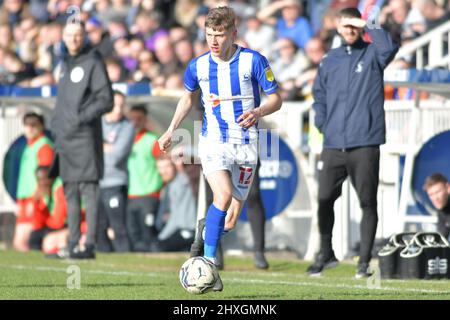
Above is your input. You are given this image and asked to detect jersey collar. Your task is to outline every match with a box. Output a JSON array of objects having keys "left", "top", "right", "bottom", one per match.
[{"left": 209, "top": 45, "right": 241, "bottom": 65}]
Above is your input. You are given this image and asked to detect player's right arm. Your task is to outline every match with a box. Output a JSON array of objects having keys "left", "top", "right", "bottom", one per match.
[
  {"left": 158, "top": 90, "right": 196, "bottom": 152},
  {"left": 159, "top": 58, "right": 200, "bottom": 152}
]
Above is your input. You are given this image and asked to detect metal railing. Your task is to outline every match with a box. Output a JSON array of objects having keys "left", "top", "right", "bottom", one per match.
[{"left": 395, "top": 20, "right": 450, "bottom": 69}]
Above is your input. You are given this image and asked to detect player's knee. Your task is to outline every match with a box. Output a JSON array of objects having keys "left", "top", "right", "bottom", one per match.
[{"left": 214, "top": 192, "right": 232, "bottom": 210}]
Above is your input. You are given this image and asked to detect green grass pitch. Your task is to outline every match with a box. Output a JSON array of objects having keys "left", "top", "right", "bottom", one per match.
[{"left": 0, "top": 250, "right": 449, "bottom": 300}]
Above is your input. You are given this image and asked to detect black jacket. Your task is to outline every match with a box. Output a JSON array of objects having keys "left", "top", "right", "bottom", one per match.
[
  {"left": 438, "top": 201, "right": 450, "bottom": 239},
  {"left": 52, "top": 45, "right": 113, "bottom": 182},
  {"left": 312, "top": 27, "right": 399, "bottom": 149}
]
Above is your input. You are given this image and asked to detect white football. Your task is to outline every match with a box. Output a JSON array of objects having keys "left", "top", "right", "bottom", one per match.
[{"left": 179, "top": 256, "right": 218, "bottom": 294}]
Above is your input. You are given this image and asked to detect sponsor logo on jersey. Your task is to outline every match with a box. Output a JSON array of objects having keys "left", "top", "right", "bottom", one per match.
[{"left": 265, "top": 67, "right": 274, "bottom": 82}]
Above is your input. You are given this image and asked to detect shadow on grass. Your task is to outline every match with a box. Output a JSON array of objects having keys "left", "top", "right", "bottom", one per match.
[{"left": 268, "top": 262, "right": 302, "bottom": 272}]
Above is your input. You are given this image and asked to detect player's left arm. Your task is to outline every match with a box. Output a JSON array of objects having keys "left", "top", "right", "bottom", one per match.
[
  {"left": 238, "top": 91, "right": 282, "bottom": 129},
  {"left": 238, "top": 54, "right": 282, "bottom": 129}
]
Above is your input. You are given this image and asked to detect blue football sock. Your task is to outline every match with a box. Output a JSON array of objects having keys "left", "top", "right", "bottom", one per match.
[{"left": 204, "top": 203, "right": 227, "bottom": 260}]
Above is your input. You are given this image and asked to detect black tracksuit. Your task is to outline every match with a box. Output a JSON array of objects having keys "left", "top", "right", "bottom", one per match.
[
  {"left": 312, "top": 26, "right": 399, "bottom": 264},
  {"left": 437, "top": 201, "right": 450, "bottom": 240},
  {"left": 51, "top": 44, "right": 113, "bottom": 250}
]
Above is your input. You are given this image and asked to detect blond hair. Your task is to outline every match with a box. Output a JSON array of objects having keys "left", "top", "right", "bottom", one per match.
[{"left": 205, "top": 6, "right": 236, "bottom": 32}]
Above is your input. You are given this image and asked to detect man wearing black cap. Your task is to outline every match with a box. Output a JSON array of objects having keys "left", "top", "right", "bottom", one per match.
[{"left": 308, "top": 7, "right": 399, "bottom": 278}]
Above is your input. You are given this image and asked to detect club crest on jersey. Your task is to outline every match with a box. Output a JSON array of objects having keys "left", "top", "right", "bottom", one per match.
[{"left": 265, "top": 67, "right": 274, "bottom": 82}]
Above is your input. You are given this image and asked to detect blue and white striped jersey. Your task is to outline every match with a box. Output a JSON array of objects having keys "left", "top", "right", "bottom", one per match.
[{"left": 184, "top": 45, "right": 278, "bottom": 145}]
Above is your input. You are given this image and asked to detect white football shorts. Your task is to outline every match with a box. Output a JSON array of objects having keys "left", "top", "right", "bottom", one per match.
[{"left": 198, "top": 136, "right": 258, "bottom": 201}]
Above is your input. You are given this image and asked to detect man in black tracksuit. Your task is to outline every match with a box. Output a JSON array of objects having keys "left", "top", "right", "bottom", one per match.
[
  {"left": 424, "top": 173, "right": 450, "bottom": 240},
  {"left": 307, "top": 8, "right": 399, "bottom": 278},
  {"left": 51, "top": 21, "right": 113, "bottom": 259}
]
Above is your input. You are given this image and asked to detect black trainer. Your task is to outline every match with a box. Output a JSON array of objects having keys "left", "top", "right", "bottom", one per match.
[
  {"left": 254, "top": 251, "right": 269, "bottom": 269},
  {"left": 306, "top": 251, "right": 339, "bottom": 276},
  {"left": 69, "top": 244, "right": 96, "bottom": 259},
  {"left": 215, "top": 242, "right": 224, "bottom": 270},
  {"left": 204, "top": 259, "right": 223, "bottom": 292},
  {"left": 355, "top": 262, "right": 373, "bottom": 279},
  {"left": 212, "top": 272, "right": 223, "bottom": 292},
  {"left": 190, "top": 218, "right": 205, "bottom": 257}
]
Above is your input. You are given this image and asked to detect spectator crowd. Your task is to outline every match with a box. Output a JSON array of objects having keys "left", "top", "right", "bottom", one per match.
[{"left": 1, "top": 0, "right": 449, "bottom": 101}]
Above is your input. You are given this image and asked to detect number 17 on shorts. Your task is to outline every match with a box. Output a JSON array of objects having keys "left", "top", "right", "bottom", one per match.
[{"left": 232, "top": 164, "right": 256, "bottom": 200}]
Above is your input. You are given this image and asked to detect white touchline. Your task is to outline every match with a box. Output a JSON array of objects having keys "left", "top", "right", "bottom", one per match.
[
  {"left": 232, "top": 270, "right": 450, "bottom": 285},
  {"left": 2, "top": 264, "right": 164, "bottom": 278},
  {"left": 225, "top": 278, "right": 450, "bottom": 295},
  {"left": 2, "top": 264, "right": 449, "bottom": 295}
]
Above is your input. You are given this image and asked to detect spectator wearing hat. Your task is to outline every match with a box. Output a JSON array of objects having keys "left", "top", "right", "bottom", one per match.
[{"left": 86, "top": 16, "right": 114, "bottom": 59}]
